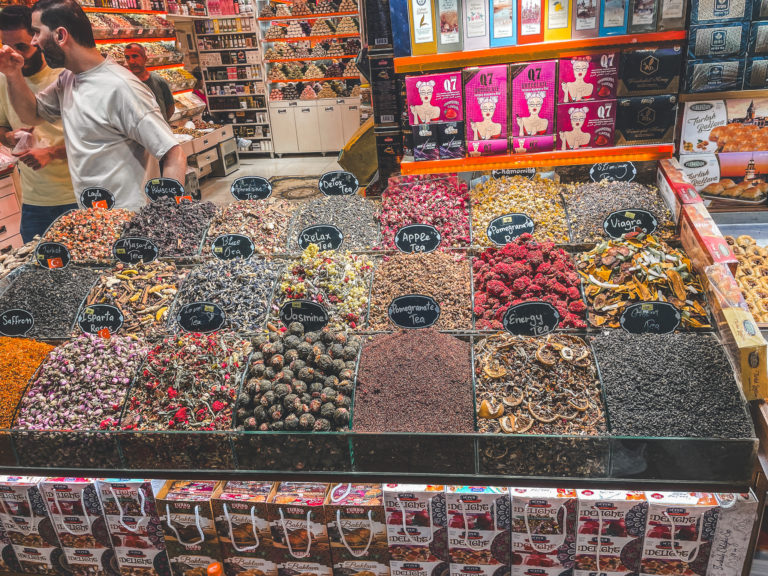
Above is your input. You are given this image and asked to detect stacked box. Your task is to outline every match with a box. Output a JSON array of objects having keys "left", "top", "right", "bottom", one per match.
[
  {"left": 463, "top": 66, "right": 508, "bottom": 157},
  {"left": 556, "top": 100, "right": 616, "bottom": 150},
  {"left": 510, "top": 61, "right": 557, "bottom": 153},
  {"left": 656, "top": 158, "right": 703, "bottom": 224},
  {"left": 617, "top": 46, "right": 683, "bottom": 96},
  {"left": 269, "top": 483, "right": 331, "bottom": 576},
  {"left": 510, "top": 488, "right": 577, "bottom": 575},
  {"left": 212, "top": 482, "right": 277, "bottom": 576},
  {"left": 707, "top": 492, "right": 760, "bottom": 576},
  {"left": 40, "top": 478, "right": 118, "bottom": 576},
  {"left": 688, "top": 22, "right": 750, "bottom": 60},
  {"left": 680, "top": 202, "right": 738, "bottom": 275},
  {"left": 615, "top": 94, "right": 677, "bottom": 145},
  {"left": 157, "top": 481, "right": 223, "bottom": 576},
  {"left": 446, "top": 487, "right": 510, "bottom": 576},
  {"left": 557, "top": 53, "right": 618, "bottom": 103},
  {"left": 405, "top": 72, "right": 465, "bottom": 160},
  {"left": 573, "top": 490, "right": 648, "bottom": 576},
  {"left": 747, "top": 21, "right": 768, "bottom": 86},
  {"left": 326, "top": 484, "right": 389, "bottom": 576},
  {"left": 0, "top": 523, "right": 20, "bottom": 574},
  {"left": 98, "top": 479, "right": 171, "bottom": 576},
  {"left": 384, "top": 485, "right": 448, "bottom": 576}
]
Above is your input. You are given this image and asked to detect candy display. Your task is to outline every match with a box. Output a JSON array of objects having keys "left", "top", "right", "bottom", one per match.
[
  {"left": 42, "top": 208, "right": 134, "bottom": 262},
  {"left": 206, "top": 200, "right": 292, "bottom": 256},
  {"left": 292, "top": 194, "right": 379, "bottom": 251},
  {"left": 0, "top": 337, "right": 54, "bottom": 428}
]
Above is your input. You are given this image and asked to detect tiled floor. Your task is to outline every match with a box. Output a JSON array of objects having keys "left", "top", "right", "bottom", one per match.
[{"left": 200, "top": 154, "right": 342, "bottom": 205}]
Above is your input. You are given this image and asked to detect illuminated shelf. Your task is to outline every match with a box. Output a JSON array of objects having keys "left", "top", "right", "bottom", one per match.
[
  {"left": 96, "top": 36, "right": 175, "bottom": 43},
  {"left": 258, "top": 11, "right": 358, "bottom": 20},
  {"left": 197, "top": 31, "right": 258, "bottom": 35},
  {"left": 269, "top": 76, "right": 358, "bottom": 83},
  {"left": 83, "top": 6, "right": 165, "bottom": 13},
  {"left": 264, "top": 33, "right": 358, "bottom": 42},
  {"left": 173, "top": 88, "right": 194, "bottom": 95},
  {"left": 206, "top": 77, "right": 261, "bottom": 82},
  {"left": 266, "top": 55, "right": 355, "bottom": 62},
  {"left": 399, "top": 144, "right": 675, "bottom": 175},
  {"left": 147, "top": 63, "right": 184, "bottom": 70},
  {"left": 199, "top": 47, "right": 259, "bottom": 52},
  {"left": 393, "top": 30, "right": 687, "bottom": 73}
]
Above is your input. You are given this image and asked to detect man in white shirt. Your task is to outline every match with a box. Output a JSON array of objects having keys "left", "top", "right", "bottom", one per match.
[{"left": 0, "top": 0, "right": 186, "bottom": 211}]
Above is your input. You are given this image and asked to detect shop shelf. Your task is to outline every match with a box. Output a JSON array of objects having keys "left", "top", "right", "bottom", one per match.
[
  {"left": 257, "top": 10, "right": 358, "bottom": 19},
  {"left": 197, "top": 31, "right": 258, "bottom": 35},
  {"left": 399, "top": 144, "right": 675, "bottom": 175},
  {"left": 206, "top": 62, "right": 260, "bottom": 66},
  {"left": 269, "top": 76, "right": 359, "bottom": 83},
  {"left": 172, "top": 88, "right": 194, "bottom": 95},
  {"left": 199, "top": 47, "right": 259, "bottom": 52},
  {"left": 679, "top": 88, "right": 768, "bottom": 101},
  {"left": 206, "top": 77, "right": 262, "bottom": 82},
  {"left": 83, "top": 6, "right": 166, "bottom": 13},
  {"left": 264, "top": 33, "right": 359, "bottom": 42},
  {"left": 394, "top": 30, "right": 687, "bottom": 73},
  {"left": 209, "top": 107, "right": 268, "bottom": 111},
  {"left": 266, "top": 55, "right": 356, "bottom": 62},
  {"left": 96, "top": 36, "right": 176, "bottom": 43},
  {"left": 147, "top": 63, "right": 185, "bottom": 70}
]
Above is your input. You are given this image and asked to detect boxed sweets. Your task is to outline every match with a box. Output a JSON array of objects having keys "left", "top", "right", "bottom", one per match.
[
  {"left": 688, "top": 22, "right": 750, "bottom": 59},
  {"left": 656, "top": 158, "right": 703, "bottom": 224},
  {"left": 406, "top": 72, "right": 464, "bottom": 125},
  {"left": 556, "top": 100, "right": 616, "bottom": 150},
  {"left": 463, "top": 65, "right": 508, "bottom": 157},
  {"left": 156, "top": 481, "right": 223, "bottom": 576},
  {"left": 750, "top": 21, "right": 768, "bottom": 54},
  {"left": 617, "top": 46, "right": 683, "bottom": 96},
  {"left": 679, "top": 202, "right": 738, "bottom": 274},
  {"left": 707, "top": 492, "right": 760, "bottom": 576},
  {"left": 573, "top": 490, "right": 647, "bottom": 576},
  {"left": 639, "top": 492, "right": 719, "bottom": 576},
  {"left": 212, "top": 481, "right": 277, "bottom": 576},
  {"left": 684, "top": 59, "right": 745, "bottom": 93},
  {"left": 615, "top": 95, "right": 677, "bottom": 145},
  {"left": 98, "top": 479, "right": 171, "bottom": 576},
  {"left": 0, "top": 524, "right": 19, "bottom": 574},
  {"left": 746, "top": 57, "right": 768, "bottom": 88},
  {"left": 557, "top": 53, "right": 618, "bottom": 103},
  {"left": 510, "top": 61, "right": 556, "bottom": 141},
  {"left": 678, "top": 151, "right": 768, "bottom": 202},
  {"left": 680, "top": 97, "right": 768, "bottom": 155},
  {"left": 689, "top": 0, "right": 752, "bottom": 23},
  {"left": 446, "top": 487, "right": 510, "bottom": 576},
  {"left": 40, "top": 478, "right": 117, "bottom": 576}
]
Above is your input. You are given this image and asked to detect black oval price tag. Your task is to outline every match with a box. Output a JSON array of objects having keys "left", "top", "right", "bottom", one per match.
[
  {"left": 80, "top": 187, "right": 115, "bottom": 210},
  {"left": 0, "top": 309, "right": 33, "bottom": 336},
  {"left": 112, "top": 237, "right": 160, "bottom": 264},
  {"left": 603, "top": 209, "right": 658, "bottom": 239},
  {"left": 211, "top": 234, "right": 255, "bottom": 261},
  {"left": 492, "top": 168, "right": 536, "bottom": 180},
  {"left": 388, "top": 294, "right": 441, "bottom": 329},
  {"left": 298, "top": 225, "right": 344, "bottom": 251},
  {"left": 590, "top": 162, "right": 637, "bottom": 183},
  {"left": 145, "top": 178, "right": 185, "bottom": 202},
  {"left": 487, "top": 214, "right": 535, "bottom": 246},
  {"left": 279, "top": 300, "right": 329, "bottom": 332},
  {"left": 620, "top": 301, "right": 681, "bottom": 335},
  {"left": 502, "top": 301, "right": 560, "bottom": 336},
  {"left": 394, "top": 224, "right": 441, "bottom": 254},
  {"left": 231, "top": 176, "right": 272, "bottom": 200},
  {"left": 177, "top": 301, "right": 226, "bottom": 334},
  {"left": 35, "top": 242, "right": 70, "bottom": 269},
  {"left": 318, "top": 171, "right": 358, "bottom": 196},
  {"left": 78, "top": 304, "right": 123, "bottom": 337}
]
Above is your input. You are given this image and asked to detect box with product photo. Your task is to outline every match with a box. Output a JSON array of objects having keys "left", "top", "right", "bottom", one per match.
[
  {"left": 558, "top": 53, "right": 618, "bottom": 103},
  {"left": 657, "top": 0, "right": 687, "bottom": 29},
  {"left": 510, "top": 61, "right": 557, "bottom": 141},
  {"left": 615, "top": 95, "right": 677, "bottom": 145},
  {"left": 556, "top": 100, "right": 616, "bottom": 151},
  {"left": 685, "top": 59, "right": 745, "bottom": 93},
  {"left": 598, "top": 0, "right": 628, "bottom": 35},
  {"left": 617, "top": 45, "right": 683, "bottom": 96},
  {"left": 436, "top": 0, "right": 463, "bottom": 52},
  {"left": 406, "top": 72, "right": 464, "bottom": 125},
  {"left": 628, "top": 0, "right": 658, "bottom": 33},
  {"left": 688, "top": 22, "right": 750, "bottom": 59},
  {"left": 679, "top": 152, "right": 768, "bottom": 206},
  {"left": 384, "top": 485, "right": 448, "bottom": 565},
  {"left": 707, "top": 492, "right": 760, "bottom": 576},
  {"left": 656, "top": 158, "right": 703, "bottom": 224},
  {"left": 571, "top": 0, "right": 599, "bottom": 38},
  {"left": 690, "top": 0, "right": 752, "bottom": 23},
  {"left": 680, "top": 202, "right": 738, "bottom": 274},
  {"left": 0, "top": 477, "right": 61, "bottom": 550},
  {"left": 463, "top": 0, "right": 490, "bottom": 50},
  {"left": 680, "top": 98, "right": 768, "bottom": 155},
  {"left": 0, "top": 525, "right": 20, "bottom": 574},
  {"left": 746, "top": 57, "right": 768, "bottom": 88},
  {"left": 517, "top": 0, "right": 544, "bottom": 43},
  {"left": 463, "top": 65, "right": 509, "bottom": 157},
  {"left": 490, "top": 0, "right": 517, "bottom": 47}
]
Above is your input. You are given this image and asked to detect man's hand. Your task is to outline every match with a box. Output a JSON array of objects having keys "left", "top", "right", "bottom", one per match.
[
  {"left": 0, "top": 46, "right": 24, "bottom": 77},
  {"left": 3, "top": 127, "right": 34, "bottom": 148},
  {"left": 17, "top": 147, "right": 54, "bottom": 171}
]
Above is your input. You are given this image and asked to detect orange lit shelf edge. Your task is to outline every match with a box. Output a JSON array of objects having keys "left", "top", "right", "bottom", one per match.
[
  {"left": 399, "top": 144, "right": 675, "bottom": 175},
  {"left": 147, "top": 63, "right": 184, "bottom": 70},
  {"left": 173, "top": 88, "right": 194, "bottom": 95},
  {"left": 394, "top": 30, "right": 687, "bottom": 73},
  {"left": 96, "top": 36, "right": 175, "bottom": 43},
  {"left": 84, "top": 6, "right": 165, "bottom": 13}
]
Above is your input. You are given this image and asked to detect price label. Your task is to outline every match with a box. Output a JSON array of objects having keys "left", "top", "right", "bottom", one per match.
[
  {"left": 502, "top": 301, "right": 560, "bottom": 336},
  {"left": 279, "top": 300, "right": 329, "bottom": 332},
  {"left": 388, "top": 294, "right": 441, "bottom": 329},
  {"left": 590, "top": 161, "right": 637, "bottom": 183},
  {"left": 112, "top": 237, "right": 160, "bottom": 264},
  {"left": 211, "top": 234, "right": 255, "bottom": 261},
  {"left": 80, "top": 187, "right": 115, "bottom": 210},
  {"left": 231, "top": 176, "right": 272, "bottom": 200},
  {"left": 78, "top": 304, "right": 123, "bottom": 337},
  {"left": 491, "top": 168, "right": 536, "bottom": 179},
  {"left": 0, "top": 309, "right": 33, "bottom": 336},
  {"left": 620, "top": 301, "right": 681, "bottom": 335},
  {"left": 394, "top": 224, "right": 441, "bottom": 254},
  {"left": 298, "top": 225, "right": 344, "bottom": 251},
  {"left": 145, "top": 178, "right": 185, "bottom": 202},
  {"left": 486, "top": 214, "right": 535, "bottom": 246},
  {"left": 318, "top": 170, "right": 358, "bottom": 196},
  {"left": 177, "top": 301, "right": 226, "bottom": 334},
  {"left": 35, "top": 242, "right": 71, "bottom": 269},
  {"left": 603, "top": 209, "right": 658, "bottom": 239}
]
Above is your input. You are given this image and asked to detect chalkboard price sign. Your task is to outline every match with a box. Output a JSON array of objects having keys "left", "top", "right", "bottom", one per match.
[
  {"left": 590, "top": 162, "right": 637, "bottom": 183},
  {"left": 78, "top": 304, "right": 124, "bottom": 337},
  {"left": 388, "top": 294, "right": 441, "bottom": 329},
  {"left": 145, "top": 178, "right": 185, "bottom": 201},
  {"left": 492, "top": 168, "right": 536, "bottom": 179},
  {"left": 80, "top": 187, "right": 115, "bottom": 210},
  {"left": 603, "top": 209, "right": 658, "bottom": 239},
  {"left": 0, "top": 309, "right": 33, "bottom": 337},
  {"left": 502, "top": 301, "right": 560, "bottom": 336},
  {"left": 177, "top": 302, "right": 226, "bottom": 334},
  {"left": 231, "top": 176, "right": 272, "bottom": 200},
  {"left": 318, "top": 171, "right": 358, "bottom": 196},
  {"left": 394, "top": 224, "right": 441, "bottom": 254},
  {"left": 486, "top": 213, "right": 535, "bottom": 246},
  {"left": 620, "top": 301, "right": 681, "bottom": 335},
  {"left": 112, "top": 237, "right": 160, "bottom": 264},
  {"left": 298, "top": 225, "right": 344, "bottom": 251},
  {"left": 279, "top": 300, "right": 329, "bottom": 332},
  {"left": 35, "top": 242, "right": 71, "bottom": 269},
  {"left": 211, "top": 234, "right": 255, "bottom": 261}
]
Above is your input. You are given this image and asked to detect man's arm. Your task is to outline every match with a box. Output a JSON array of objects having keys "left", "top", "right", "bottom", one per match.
[
  {"left": 160, "top": 79, "right": 175, "bottom": 121},
  {"left": 0, "top": 47, "right": 42, "bottom": 126},
  {"left": 160, "top": 144, "right": 186, "bottom": 184},
  {"left": 17, "top": 144, "right": 67, "bottom": 171}
]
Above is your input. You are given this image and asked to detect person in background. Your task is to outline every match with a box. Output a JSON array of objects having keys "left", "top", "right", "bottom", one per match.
[
  {"left": 0, "top": 0, "right": 186, "bottom": 212},
  {"left": 124, "top": 42, "right": 174, "bottom": 121},
  {"left": 191, "top": 66, "right": 207, "bottom": 104},
  {"left": 0, "top": 5, "right": 76, "bottom": 242}
]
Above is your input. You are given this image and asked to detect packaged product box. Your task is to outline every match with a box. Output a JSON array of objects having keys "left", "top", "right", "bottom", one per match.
[
  {"left": 685, "top": 59, "right": 745, "bottom": 93},
  {"left": 516, "top": 0, "right": 544, "bottom": 43},
  {"left": 639, "top": 492, "right": 719, "bottom": 576},
  {"left": 375, "top": 128, "right": 404, "bottom": 180},
  {"left": 446, "top": 487, "right": 510, "bottom": 576},
  {"left": 390, "top": 0, "right": 412, "bottom": 56},
  {"left": 573, "top": 490, "right": 647, "bottom": 576},
  {"left": 556, "top": 100, "right": 616, "bottom": 151},
  {"left": 756, "top": 0, "right": 768, "bottom": 19},
  {"left": 463, "top": 65, "right": 509, "bottom": 157},
  {"left": 617, "top": 46, "right": 683, "bottom": 96},
  {"left": 688, "top": 22, "right": 750, "bottom": 59},
  {"left": 0, "top": 524, "right": 20, "bottom": 574},
  {"left": 364, "top": 0, "right": 394, "bottom": 49},
  {"left": 680, "top": 98, "right": 768, "bottom": 155},
  {"left": 156, "top": 480, "right": 223, "bottom": 576},
  {"left": 680, "top": 202, "right": 737, "bottom": 273},
  {"left": 98, "top": 479, "right": 171, "bottom": 576},
  {"left": 326, "top": 483, "right": 389, "bottom": 576},
  {"left": 370, "top": 56, "right": 398, "bottom": 127},
  {"left": 657, "top": 0, "right": 687, "bottom": 29},
  {"left": 436, "top": 122, "right": 466, "bottom": 159},
  {"left": 436, "top": 0, "right": 463, "bottom": 52},
  {"left": 510, "top": 61, "right": 556, "bottom": 140},
  {"left": 269, "top": 482, "right": 331, "bottom": 576},
  {"left": 211, "top": 481, "right": 277, "bottom": 576},
  {"left": 543, "top": 0, "right": 572, "bottom": 41},
  {"left": 706, "top": 263, "right": 768, "bottom": 400},
  {"left": 707, "top": 492, "right": 760, "bottom": 576},
  {"left": 558, "top": 53, "right": 618, "bottom": 103},
  {"left": 408, "top": 0, "right": 438, "bottom": 55},
  {"left": 678, "top": 151, "right": 768, "bottom": 205},
  {"left": 598, "top": 0, "right": 628, "bottom": 35},
  {"left": 750, "top": 21, "right": 768, "bottom": 54},
  {"left": 510, "top": 134, "right": 556, "bottom": 153},
  {"left": 571, "top": 0, "right": 598, "bottom": 38},
  {"left": 746, "top": 57, "right": 768, "bottom": 88},
  {"left": 615, "top": 95, "right": 677, "bottom": 145},
  {"left": 412, "top": 124, "right": 441, "bottom": 161},
  {"left": 0, "top": 477, "right": 60, "bottom": 549},
  {"left": 406, "top": 72, "right": 464, "bottom": 125},
  {"left": 656, "top": 158, "right": 703, "bottom": 224},
  {"left": 510, "top": 488, "right": 577, "bottom": 574},
  {"left": 689, "top": 0, "right": 752, "bottom": 23},
  {"left": 463, "top": 0, "right": 490, "bottom": 50},
  {"left": 628, "top": 0, "right": 658, "bottom": 33},
  {"left": 490, "top": 0, "right": 517, "bottom": 47}
]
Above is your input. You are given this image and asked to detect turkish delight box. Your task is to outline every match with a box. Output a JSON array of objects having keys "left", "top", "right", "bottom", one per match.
[
  {"left": 558, "top": 53, "right": 618, "bottom": 103},
  {"left": 463, "top": 66, "right": 509, "bottom": 157},
  {"left": 13, "top": 544, "right": 67, "bottom": 576},
  {"left": 446, "top": 487, "right": 510, "bottom": 576},
  {"left": 556, "top": 100, "right": 616, "bottom": 151},
  {"left": 680, "top": 202, "right": 738, "bottom": 277},
  {"left": 510, "top": 61, "right": 556, "bottom": 141},
  {"left": 685, "top": 59, "right": 745, "bottom": 93},
  {"left": 688, "top": 22, "right": 750, "bottom": 59},
  {"left": 680, "top": 98, "right": 768, "bottom": 155},
  {"left": 615, "top": 95, "right": 677, "bottom": 145},
  {"left": 157, "top": 480, "right": 223, "bottom": 576},
  {"left": 707, "top": 492, "right": 760, "bottom": 576},
  {"left": 98, "top": 479, "right": 171, "bottom": 576},
  {"left": 406, "top": 72, "right": 464, "bottom": 125},
  {"left": 211, "top": 482, "right": 277, "bottom": 576},
  {"left": 639, "top": 492, "right": 719, "bottom": 576},
  {"left": 656, "top": 158, "right": 703, "bottom": 224},
  {"left": 572, "top": 0, "right": 599, "bottom": 38},
  {"left": 678, "top": 151, "right": 768, "bottom": 205},
  {"left": 384, "top": 485, "right": 447, "bottom": 567},
  {"left": 573, "top": 490, "right": 648, "bottom": 576},
  {"left": 617, "top": 46, "right": 683, "bottom": 96}
]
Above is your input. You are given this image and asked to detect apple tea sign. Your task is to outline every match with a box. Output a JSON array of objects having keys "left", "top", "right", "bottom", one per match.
[
  {"left": 231, "top": 176, "right": 272, "bottom": 200},
  {"left": 0, "top": 309, "right": 34, "bottom": 337},
  {"left": 279, "top": 300, "right": 329, "bottom": 332},
  {"left": 80, "top": 187, "right": 115, "bottom": 209},
  {"left": 35, "top": 242, "right": 71, "bottom": 269},
  {"left": 112, "top": 237, "right": 159, "bottom": 264},
  {"left": 502, "top": 301, "right": 560, "bottom": 336},
  {"left": 590, "top": 161, "right": 637, "bottom": 183},
  {"left": 620, "top": 301, "right": 681, "bottom": 335},
  {"left": 177, "top": 301, "right": 226, "bottom": 334},
  {"left": 603, "top": 209, "right": 658, "bottom": 239},
  {"left": 145, "top": 178, "right": 184, "bottom": 201},
  {"left": 318, "top": 171, "right": 358, "bottom": 196},
  {"left": 388, "top": 294, "right": 441, "bottom": 329},
  {"left": 486, "top": 213, "right": 535, "bottom": 246},
  {"left": 78, "top": 304, "right": 124, "bottom": 336},
  {"left": 394, "top": 224, "right": 441, "bottom": 254}
]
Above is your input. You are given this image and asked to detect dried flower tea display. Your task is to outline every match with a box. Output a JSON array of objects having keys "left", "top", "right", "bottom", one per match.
[
  {"left": 291, "top": 195, "right": 379, "bottom": 252},
  {"left": 41, "top": 208, "right": 134, "bottom": 262},
  {"left": 205, "top": 200, "right": 293, "bottom": 257}
]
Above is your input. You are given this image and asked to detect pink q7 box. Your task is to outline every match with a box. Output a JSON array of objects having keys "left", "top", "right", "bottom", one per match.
[
  {"left": 406, "top": 72, "right": 464, "bottom": 125},
  {"left": 556, "top": 100, "right": 616, "bottom": 151},
  {"left": 558, "top": 53, "right": 618, "bottom": 103},
  {"left": 463, "top": 65, "right": 509, "bottom": 157},
  {"left": 510, "top": 61, "right": 557, "bottom": 140}
]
